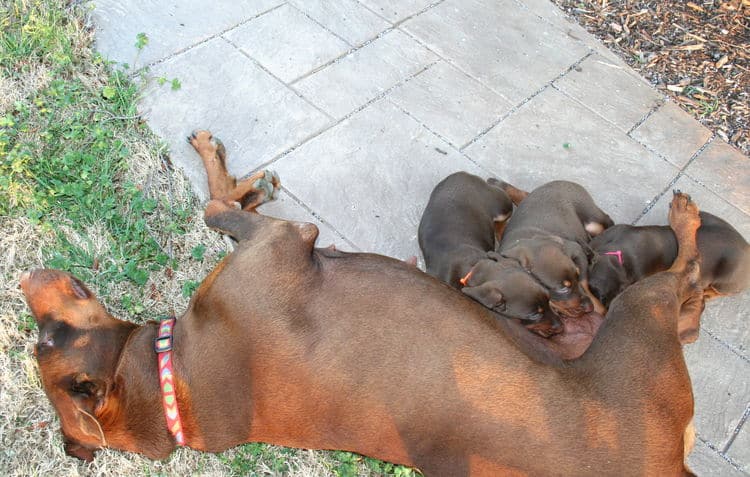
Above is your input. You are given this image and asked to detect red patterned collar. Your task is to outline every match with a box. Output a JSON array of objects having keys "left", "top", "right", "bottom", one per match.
[{"left": 154, "top": 317, "right": 186, "bottom": 446}]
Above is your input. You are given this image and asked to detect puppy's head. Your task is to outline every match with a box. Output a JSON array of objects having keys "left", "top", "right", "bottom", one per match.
[
  {"left": 587, "top": 253, "right": 628, "bottom": 308},
  {"left": 19, "top": 269, "right": 135, "bottom": 461},
  {"left": 461, "top": 253, "right": 563, "bottom": 338},
  {"left": 503, "top": 237, "right": 594, "bottom": 318}
]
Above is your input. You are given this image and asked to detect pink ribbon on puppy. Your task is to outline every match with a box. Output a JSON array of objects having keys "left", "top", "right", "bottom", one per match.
[{"left": 603, "top": 250, "right": 624, "bottom": 266}]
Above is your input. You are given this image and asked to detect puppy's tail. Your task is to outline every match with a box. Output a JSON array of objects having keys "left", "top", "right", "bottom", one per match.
[{"left": 487, "top": 178, "right": 529, "bottom": 205}]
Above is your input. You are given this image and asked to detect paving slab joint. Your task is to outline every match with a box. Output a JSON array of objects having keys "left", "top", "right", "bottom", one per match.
[
  {"left": 723, "top": 405, "right": 750, "bottom": 454},
  {"left": 250, "top": 60, "right": 439, "bottom": 175},
  {"left": 387, "top": 99, "right": 495, "bottom": 180},
  {"left": 630, "top": 133, "right": 716, "bottom": 224},
  {"left": 218, "top": 36, "right": 335, "bottom": 122},
  {"left": 357, "top": 0, "right": 448, "bottom": 28},
  {"left": 696, "top": 435, "right": 748, "bottom": 473},
  {"left": 700, "top": 326, "right": 750, "bottom": 365},
  {"left": 276, "top": 186, "right": 360, "bottom": 251},
  {"left": 287, "top": 3, "right": 355, "bottom": 47},
  {"left": 460, "top": 50, "right": 595, "bottom": 152},
  {"left": 626, "top": 99, "right": 666, "bottom": 136},
  {"left": 289, "top": 27, "right": 398, "bottom": 86},
  {"left": 132, "top": 2, "right": 286, "bottom": 75}
]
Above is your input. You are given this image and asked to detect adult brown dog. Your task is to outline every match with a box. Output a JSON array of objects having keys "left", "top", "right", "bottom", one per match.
[{"left": 21, "top": 131, "right": 700, "bottom": 476}]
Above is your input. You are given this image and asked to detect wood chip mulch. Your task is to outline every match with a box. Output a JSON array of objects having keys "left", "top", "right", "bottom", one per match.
[{"left": 550, "top": 0, "right": 749, "bottom": 156}]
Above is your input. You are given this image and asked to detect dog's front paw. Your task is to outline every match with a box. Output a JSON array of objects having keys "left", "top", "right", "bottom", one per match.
[{"left": 187, "top": 130, "right": 226, "bottom": 162}]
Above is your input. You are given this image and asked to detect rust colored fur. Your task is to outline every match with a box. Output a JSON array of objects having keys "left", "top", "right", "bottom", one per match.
[{"left": 20, "top": 132, "right": 700, "bottom": 476}]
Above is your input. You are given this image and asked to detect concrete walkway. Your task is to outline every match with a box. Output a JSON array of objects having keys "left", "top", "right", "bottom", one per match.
[{"left": 92, "top": 0, "right": 749, "bottom": 474}]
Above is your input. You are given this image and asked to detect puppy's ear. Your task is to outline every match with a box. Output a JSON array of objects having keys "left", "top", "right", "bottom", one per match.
[
  {"left": 502, "top": 245, "right": 532, "bottom": 271},
  {"left": 486, "top": 251, "right": 503, "bottom": 262},
  {"left": 462, "top": 282, "right": 506, "bottom": 312},
  {"left": 562, "top": 240, "right": 590, "bottom": 281}
]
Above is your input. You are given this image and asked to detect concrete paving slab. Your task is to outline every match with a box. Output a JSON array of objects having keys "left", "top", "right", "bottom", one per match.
[
  {"left": 358, "top": 0, "right": 436, "bottom": 23},
  {"left": 289, "top": 0, "right": 391, "bottom": 46},
  {"left": 223, "top": 4, "right": 350, "bottom": 83},
  {"left": 686, "top": 139, "right": 750, "bottom": 216},
  {"left": 727, "top": 416, "right": 750, "bottom": 473},
  {"left": 701, "top": 292, "right": 750, "bottom": 360},
  {"left": 293, "top": 29, "right": 436, "bottom": 118},
  {"left": 91, "top": 0, "right": 283, "bottom": 68},
  {"left": 554, "top": 54, "right": 664, "bottom": 132},
  {"left": 388, "top": 61, "right": 513, "bottom": 148},
  {"left": 401, "top": 0, "right": 589, "bottom": 105},
  {"left": 272, "top": 99, "right": 485, "bottom": 261},
  {"left": 257, "top": 190, "right": 356, "bottom": 251},
  {"left": 631, "top": 101, "right": 713, "bottom": 168},
  {"left": 685, "top": 333, "right": 750, "bottom": 449},
  {"left": 464, "top": 87, "right": 679, "bottom": 223},
  {"left": 687, "top": 439, "right": 747, "bottom": 477},
  {"left": 138, "top": 38, "right": 331, "bottom": 199}
]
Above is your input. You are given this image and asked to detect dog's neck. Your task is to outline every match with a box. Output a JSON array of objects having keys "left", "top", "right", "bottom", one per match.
[{"left": 99, "top": 322, "right": 177, "bottom": 459}]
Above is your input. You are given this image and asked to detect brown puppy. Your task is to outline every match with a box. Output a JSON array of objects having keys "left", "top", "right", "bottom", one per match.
[
  {"left": 497, "top": 180, "right": 613, "bottom": 317},
  {"left": 21, "top": 132, "right": 700, "bottom": 476},
  {"left": 588, "top": 211, "right": 749, "bottom": 341},
  {"left": 418, "top": 171, "right": 514, "bottom": 288},
  {"left": 418, "top": 172, "right": 562, "bottom": 336},
  {"left": 460, "top": 253, "right": 564, "bottom": 338}
]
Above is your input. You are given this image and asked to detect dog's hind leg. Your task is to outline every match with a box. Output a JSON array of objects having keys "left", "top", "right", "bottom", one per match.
[
  {"left": 667, "top": 191, "right": 705, "bottom": 344},
  {"left": 487, "top": 177, "right": 529, "bottom": 205},
  {"left": 204, "top": 199, "right": 319, "bottom": 247},
  {"left": 188, "top": 130, "right": 279, "bottom": 212}
]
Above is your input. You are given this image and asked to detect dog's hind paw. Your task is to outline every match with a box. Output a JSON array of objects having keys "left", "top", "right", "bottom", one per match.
[{"left": 669, "top": 191, "right": 700, "bottom": 237}]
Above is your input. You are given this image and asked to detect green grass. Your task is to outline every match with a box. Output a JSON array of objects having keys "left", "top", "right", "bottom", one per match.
[{"left": 1, "top": 0, "right": 193, "bottom": 297}]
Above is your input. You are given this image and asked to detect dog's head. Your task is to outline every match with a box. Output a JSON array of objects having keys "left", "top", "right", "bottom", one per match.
[
  {"left": 461, "top": 253, "right": 564, "bottom": 338},
  {"left": 502, "top": 236, "right": 594, "bottom": 318},
  {"left": 587, "top": 253, "right": 628, "bottom": 308},
  {"left": 20, "top": 269, "right": 136, "bottom": 461}
]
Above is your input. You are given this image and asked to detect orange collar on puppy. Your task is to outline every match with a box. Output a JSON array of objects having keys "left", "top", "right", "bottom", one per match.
[{"left": 460, "top": 270, "right": 474, "bottom": 287}]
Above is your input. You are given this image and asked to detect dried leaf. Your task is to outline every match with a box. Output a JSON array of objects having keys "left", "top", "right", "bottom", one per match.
[
  {"left": 715, "top": 55, "right": 729, "bottom": 68},
  {"left": 686, "top": 2, "right": 705, "bottom": 12}
]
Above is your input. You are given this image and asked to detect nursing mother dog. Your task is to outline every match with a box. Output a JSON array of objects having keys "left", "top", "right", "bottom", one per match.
[{"left": 21, "top": 130, "right": 701, "bottom": 476}]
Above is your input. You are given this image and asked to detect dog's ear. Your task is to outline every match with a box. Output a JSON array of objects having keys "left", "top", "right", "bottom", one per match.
[
  {"left": 69, "top": 372, "right": 108, "bottom": 445},
  {"left": 562, "top": 240, "right": 590, "bottom": 281},
  {"left": 502, "top": 245, "right": 532, "bottom": 271},
  {"left": 462, "top": 282, "right": 506, "bottom": 313},
  {"left": 63, "top": 434, "right": 97, "bottom": 461},
  {"left": 486, "top": 251, "right": 503, "bottom": 262}
]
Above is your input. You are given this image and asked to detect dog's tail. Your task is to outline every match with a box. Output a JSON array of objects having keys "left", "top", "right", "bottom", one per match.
[{"left": 487, "top": 178, "right": 529, "bottom": 205}]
